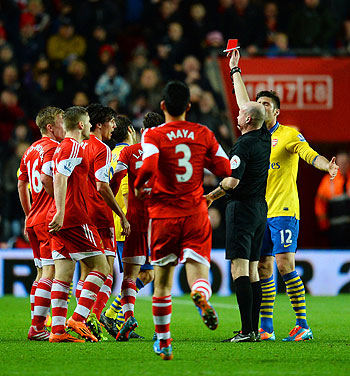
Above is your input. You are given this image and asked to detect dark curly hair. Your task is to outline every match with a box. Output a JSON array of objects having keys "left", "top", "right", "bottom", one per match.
[{"left": 256, "top": 90, "right": 280, "bottom": 109}]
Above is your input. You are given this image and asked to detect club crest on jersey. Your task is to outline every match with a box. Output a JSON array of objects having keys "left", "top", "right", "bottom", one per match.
[
  {"left": 297, "top": 134, "right": 306, "bottom": 142},
  {"left": 230, "top": 155, "right": 240, "bottom": 169},
  {"left": 272, "top": 139, "right": 278, "bottom": 147}
]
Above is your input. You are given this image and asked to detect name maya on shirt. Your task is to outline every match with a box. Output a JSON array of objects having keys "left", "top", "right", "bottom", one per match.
[{"left": 166, "top": 129, "right": 195, "bottom": 141}]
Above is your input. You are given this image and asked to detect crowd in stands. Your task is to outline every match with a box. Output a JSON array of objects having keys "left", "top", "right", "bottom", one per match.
[{"left": 0, "top": 0, "right": 349, "bottom": 247}]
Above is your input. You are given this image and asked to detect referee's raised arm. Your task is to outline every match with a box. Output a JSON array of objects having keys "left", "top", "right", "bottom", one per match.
[{"left": 227, "top": 49, "right": 250, "bottom": 109}]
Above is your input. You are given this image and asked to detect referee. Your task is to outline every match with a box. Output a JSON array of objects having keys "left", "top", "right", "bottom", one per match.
[{"left": 206, "top": 97, "right": 271, "bottom": 341}]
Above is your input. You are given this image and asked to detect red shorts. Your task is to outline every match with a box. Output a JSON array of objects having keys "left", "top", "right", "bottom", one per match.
[
  {"left": 149, "top": 212, "right": 212, "bottom": 267},
  {"left": 27, "top": 223, "right": 53, "bottom": 267},
  {"left": 50, "top": 224, "right": 104, "bottom": 261},
  {"left": 122, "top": 228, "right": 148, "bottom": 265},
  {"left": 98, "top": 227, "right": 116, "bottom": 257}
]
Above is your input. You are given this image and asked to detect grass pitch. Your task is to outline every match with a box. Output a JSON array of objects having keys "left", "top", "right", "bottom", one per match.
[{"left": 0, "top": 294, "right": 350, "bottom": 376}]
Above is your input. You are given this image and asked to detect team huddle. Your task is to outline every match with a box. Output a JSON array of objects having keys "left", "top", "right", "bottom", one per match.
[{"left": 18, "top": 54, "right": 338, "bottom": 360}]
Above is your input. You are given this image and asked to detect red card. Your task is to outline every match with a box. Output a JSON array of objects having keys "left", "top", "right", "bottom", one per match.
[{"left": 223, "top": 39, "right": 240, "bottom": 52}]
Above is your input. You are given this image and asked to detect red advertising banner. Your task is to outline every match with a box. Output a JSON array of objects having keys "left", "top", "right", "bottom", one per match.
[{"left": 218, "top": 57, "right": 350, "bottom": 142}]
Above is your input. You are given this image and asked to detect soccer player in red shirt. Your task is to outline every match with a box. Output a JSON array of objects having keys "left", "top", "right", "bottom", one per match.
[
  {"left": 135, "top": 81, "right": 232, "bottom": 359},
  {"left": 78, "top": 103, "right": 130, "bottom": 339},
  {"left": 109, "top": 112, "right": 164, "bottom": 341},
  {"left": 18, "top": 106, "right": 65, "bottom": 341},
  {"left": 47, "top": 106, "right": 110, "bottom": 343}
]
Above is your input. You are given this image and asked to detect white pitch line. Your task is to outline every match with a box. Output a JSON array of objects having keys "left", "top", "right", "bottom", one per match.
[{"left": 137, "top": 296, "right": 238, "bottom": 310}]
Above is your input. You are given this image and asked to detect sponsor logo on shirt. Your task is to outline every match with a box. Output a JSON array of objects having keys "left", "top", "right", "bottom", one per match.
[
  {"left": 297, "top": 134, "right": 306, "bottom": 142},
  {"left": 230, "top": 155, "right": 241, "bottom": 169},
  {"left": 269, "top": 162, "right": 280, "bottom": 169},
  {"left": 64, "top": 162, "right": 72, "bottom": 173},
  {"left": 272, "top": 139, "right": 278, "bottom": 147}
]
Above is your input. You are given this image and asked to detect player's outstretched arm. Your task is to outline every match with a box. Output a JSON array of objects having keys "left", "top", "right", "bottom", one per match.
[
  {"left": 18, "top": 180, "right": 31, "bottom": 236},
  {"left": 228, "top": 49, "right": 250, "bottom": 109},
  {"left": 49, "top": 172, "right": 67, "bottom": 233},
  {"left": 135, "top": 153, "right": 158, "bottom": 190},
  {"left": 17, "top": 180, "right": 31, "bottom": 217},
  {"left": 205, "top": 177, "right": 240, "bottom": 207},
  {"left": 97, "top": 181, "right": 131, "bottom": 236},
  {"left": 109, "top": 168, "right": 127, "bottom": 195},
  {"left": 313, "top": 155, "right": 339, "bottom": 180}
]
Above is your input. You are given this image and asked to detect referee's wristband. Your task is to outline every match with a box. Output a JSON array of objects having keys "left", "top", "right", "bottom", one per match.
[
  {"left": 230, "top": 67, "right": 241, "bottom": 94},
  {"left": 219, "top": 181, "right": 229, "bottom": 192},
  {"left": 230, "top": 67, "right": 241, "bottom": 78}
]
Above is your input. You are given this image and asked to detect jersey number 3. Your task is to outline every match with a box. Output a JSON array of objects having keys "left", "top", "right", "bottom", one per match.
[{"left": 175, "top": 144, "right": 193, "bottom": 183}]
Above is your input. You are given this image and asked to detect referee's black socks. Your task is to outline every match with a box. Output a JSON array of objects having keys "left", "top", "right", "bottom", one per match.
[{"left": 234, "top": 276, "right": 253, "bottom": 335}]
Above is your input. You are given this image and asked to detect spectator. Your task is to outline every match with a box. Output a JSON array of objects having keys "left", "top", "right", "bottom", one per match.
[
  {"left": 8, "top": 119, "right": 34, "bottom": 150},
  {"left": 180, "top": 55, "right": 225, "bottom": 110},
  {"left": 0, "top": 44, "right": 16, "bottom": 73},
  {"left": 129, "top": 91, "right": 154, "bottom": 130},
  {"left": 127, "top": 45, "right": 153, "bottom": 91},
  {"left": 75, "top": 0, "right": 122, "bottom": 38},
  {"left": 135, "top": 67, "right": 163, "bottom": 112},
  {"left": 26, "top": 71, "right": 57, "bottom": 118},
  {"left": 187, "top": 90, "right": 232, "bottom": 150},
  {"left": 16, "top": 19, "right": 45, "bottom": 65},
  {"left": 315, "top": 151, "right": 350, "bottom": 248},
  {"left": 337, "top": 18, "right": 350, "bottom": 54},
  {"left": 184, "top": 2, "right": 211, "bottom": 58},
  {"left": 85, "top": 25, "right": 121, "bottom": 78},
  {"left": 216, "top": 0, "right": 266, "bottom": 54},
  {"left": 1, "top": 65, "right": 21, "bottom": 93},
  {"left": 288, "top": 0, "right": 337, "bottom": 51},
  {"left": 46, "top": 17, "right": 86, "bottom": 66},
  {"left": 1, "top": 141, "right": 30, "bottom": 243},
  {"left": 72, "top": 91, "right": 90, "bottom": 106},
  {"left": 19, "top": 0, "right": 50, "bottom": 35},
  {"left": 264, "top": 1, "right": 284, "bottom": 48},
  {"left": 0, "top": 90, "right": 25, "bottom": 152},
  {"left": 267, "top": 32, "right": 295, "bottom": 57},
  {"left": 157, "top": 22, "right": 189, "bottom": 80},
  {"left": 62, "top": 59, "right": 93, "bottom": 105},
  {"left": 95, "top": 64, "right": 130, "bottom": 108}
]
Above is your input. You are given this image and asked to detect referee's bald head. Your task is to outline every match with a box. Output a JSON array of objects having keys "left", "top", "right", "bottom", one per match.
[{"left": 242, "top": 101, "right": 265, "bottom": 129}]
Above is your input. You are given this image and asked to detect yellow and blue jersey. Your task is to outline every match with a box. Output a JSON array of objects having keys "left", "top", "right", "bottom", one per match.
[
  {"left": 266, "top": 123, "right": 319, "bottom": 220},
  {"left": 109, "top": 143, "right": 129, "bottom": 241}
]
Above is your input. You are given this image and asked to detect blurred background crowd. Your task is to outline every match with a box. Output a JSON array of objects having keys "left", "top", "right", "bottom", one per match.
[{"left": 0, "top": 0, "right": 349, "bottom": 248}]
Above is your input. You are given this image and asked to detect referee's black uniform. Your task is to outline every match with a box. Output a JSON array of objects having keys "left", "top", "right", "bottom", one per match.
[{"left": 225, "top": 123, "right": 271, "bottom": 262}]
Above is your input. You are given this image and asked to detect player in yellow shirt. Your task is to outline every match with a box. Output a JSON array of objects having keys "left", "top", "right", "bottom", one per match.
[
  {"left": 229, "top": 49, "right": 338, "bottom": 342},
  {"left": 100, "top": 115, "right": 155, "bottom": 339}
]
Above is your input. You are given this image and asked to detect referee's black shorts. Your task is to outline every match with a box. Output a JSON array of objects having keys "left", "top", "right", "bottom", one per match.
[{"left": 225, "top": 200, "right": 267, "bottom": 261}]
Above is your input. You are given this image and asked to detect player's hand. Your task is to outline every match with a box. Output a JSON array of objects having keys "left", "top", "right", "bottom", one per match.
[
  {"left": 23, "top": 217, "right": 28, "bottom": 237},
  {"left": 227, "top": 48, "right": 240, "bottom": 69},
  {"left": 135, "top": 187, "right": 146, "bottom": 200},
  {"left": 49, "top": 212, "right": 64, "bottom": 233},
  {"left": 120, "top": 215, "right": 131, "bottom": 237},
  {"left": 204, "top": 194, "right": 214, "bottom": 208},
  {"left": 328, "top": 156, "right": 339, "bottom": 180},
  {"left": 128, "top": 126, "right": 137, "bottom": 145}
]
